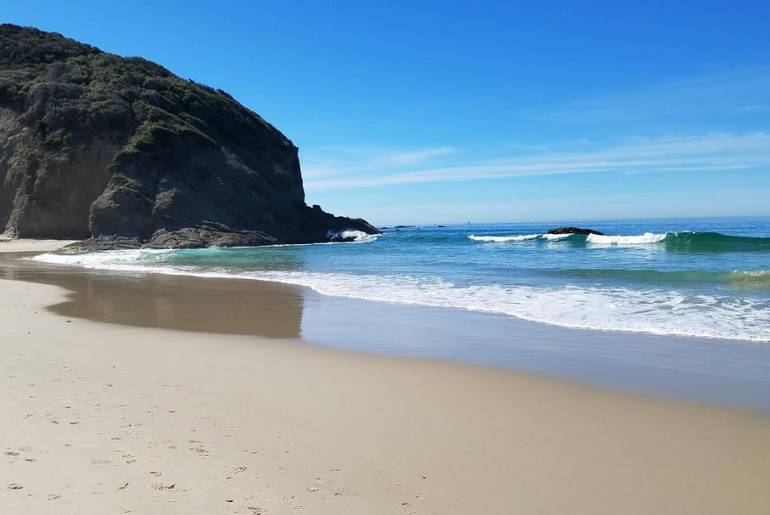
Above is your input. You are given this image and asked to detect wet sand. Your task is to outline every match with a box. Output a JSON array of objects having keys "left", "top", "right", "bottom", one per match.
[
  {"left": 2, "top": 252, "right": 307, "bottom": 339},
  {"left": 7, "top": 248, "right": 770, "bottom": 414},
  {"left": 2, "top": 240, "right": 770, "bottom": 514}
]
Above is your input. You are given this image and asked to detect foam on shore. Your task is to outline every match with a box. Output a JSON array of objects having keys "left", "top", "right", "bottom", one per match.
[{"left": 31, "top": 250, "right": 770, "bottom": 342}]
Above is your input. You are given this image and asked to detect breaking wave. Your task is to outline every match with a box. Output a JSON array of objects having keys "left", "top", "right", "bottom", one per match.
[
  {"left": 550, "top": 268, "right": 770, "bottom": 289},
  {"left": 586, "top": 232, "right": 667, "bottom": 245},
  {"left": 326, "top": 230, "right": 380, "bottom": 243},
  {"left": 30, "top": 249, "right": 770, "bottom": 342},
  {"left": 469, "top": 231, "right": 770, "bottom": 251},
  {"left": 469, "top": 234, "right": 540, "bottom": 242}
]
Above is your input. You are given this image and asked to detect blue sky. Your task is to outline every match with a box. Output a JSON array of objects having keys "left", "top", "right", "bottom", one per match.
[{"left": 5, "top": 0, "right": 770, "bottom": 224}]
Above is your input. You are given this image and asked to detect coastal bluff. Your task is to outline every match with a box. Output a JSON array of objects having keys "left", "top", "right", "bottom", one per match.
[{"left": 0, "top": 25, "right": 377, "bottom": 249}]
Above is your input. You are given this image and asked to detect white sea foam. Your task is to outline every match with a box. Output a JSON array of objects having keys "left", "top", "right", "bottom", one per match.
[
  {"left": 586, "top": 232, "right": 667, "bottom": 245},
  {"left": 31, "top": 250, "right": 770, "bottom": 342},
  {"left": 468, "top": 233, "right": 573, "bottom": 242},
  {"left": 32, "top": 248, "right": 175, "bottom": 267},
  {"left": 326, "top": 230, "right": 379, "bottom": 243},
  {"left": 541, "top": 233, "right": 573, "bottom": 241},
  {"left": 469, "top": 232, "right": 670, "bottom": 245},
  {"left": 468, "top": 234, "right": 540, "bottom": 242}
]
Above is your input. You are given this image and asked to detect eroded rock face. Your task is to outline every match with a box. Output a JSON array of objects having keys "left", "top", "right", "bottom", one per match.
[{"left": 0, "top": 24, "right": 377, "bottom": 249}]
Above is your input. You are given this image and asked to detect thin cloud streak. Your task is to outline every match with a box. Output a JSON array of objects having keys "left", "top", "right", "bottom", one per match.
[
  {"left": 303, "top": 132, "right": 770, "bottom": 191},
  {"left": 301, "top": 145, "right": 457, "bottom": 179},
  {"left": 524, "top": 68, "right": 770, "bottom": 125}
]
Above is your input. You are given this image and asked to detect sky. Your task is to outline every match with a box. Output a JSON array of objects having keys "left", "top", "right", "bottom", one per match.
[{"left": 4, "top": 0, "right": 770, "bottom": 225}]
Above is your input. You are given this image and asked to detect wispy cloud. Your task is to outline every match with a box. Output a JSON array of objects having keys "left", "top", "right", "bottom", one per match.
[
  {"left": 523, "top": 68, "right": 770, "bottom": 125},
  {"left": 736, "top": 104, "right": 770, "bottom": 114},
  {"left": 301, "top": 145, "right": 457, "bottom": 179},
  {"left": 379, "top": 147, "right": 457, "bottom": 165},
  {"left": 303, "top": 132, "right": 770, "bottom": 191}
]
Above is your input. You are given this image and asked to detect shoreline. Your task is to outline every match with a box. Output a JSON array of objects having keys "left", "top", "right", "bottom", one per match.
[
  {"left": 2, "top": 240, "right": 770, "bottom": 513},
  {"left": 5, "top": 243, "right": 770, "bottom": 414}
]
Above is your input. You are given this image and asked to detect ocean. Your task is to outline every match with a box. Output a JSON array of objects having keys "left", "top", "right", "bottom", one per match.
[{"left": 34, "top": 217, "right": 770, "bottom": 343}]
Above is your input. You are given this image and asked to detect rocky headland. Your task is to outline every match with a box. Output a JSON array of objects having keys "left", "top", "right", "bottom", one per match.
[
  {"left": 547, "top": 226, "right": 605, "bottom": 236},
  {"left": 0, "top": 25, "right": 377, "bottom": 250}
]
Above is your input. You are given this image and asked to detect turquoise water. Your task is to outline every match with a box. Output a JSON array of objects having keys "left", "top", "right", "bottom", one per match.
[{"left": 36, "top": 217, "right": 770, "bottom": 342}]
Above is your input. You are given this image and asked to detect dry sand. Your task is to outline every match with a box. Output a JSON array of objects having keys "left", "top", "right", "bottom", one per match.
[
  {"left": 0, "top": 239, "right": 77, "bottom": 253},
  {"left": 1, "top": 240, "right": 770, "bottom": 514}
]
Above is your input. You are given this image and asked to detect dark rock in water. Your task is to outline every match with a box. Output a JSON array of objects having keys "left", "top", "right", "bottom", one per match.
[
  {"left": 0, "top": 25, "right": 378, "bottom": 250},
  {"left": 547, "top": 227, "right": 605, "bottom": 236},
  {"left": 328, "top": 234, "right": 356, "bottom": 243}
]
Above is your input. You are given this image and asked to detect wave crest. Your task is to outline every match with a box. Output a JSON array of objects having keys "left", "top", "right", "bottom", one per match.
[
  {"left": 469, "top": 234, "right": 540, "bottom": 242},
  {"left": 468, "top": 230, "right": 770, "bottom": 251},
  {"left": 326, "top": 230, "right": 379, "bottom": 242},
  {"left": 586, "top": 232, "right": 667, "bottom": 245},
  {"left": 29, "top": 250, "right": 770, "bottom": 342}
]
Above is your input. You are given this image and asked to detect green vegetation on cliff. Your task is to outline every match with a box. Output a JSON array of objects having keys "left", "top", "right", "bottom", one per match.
[{"left": 0, "top": 24, "right": 376, "bottom": 247}]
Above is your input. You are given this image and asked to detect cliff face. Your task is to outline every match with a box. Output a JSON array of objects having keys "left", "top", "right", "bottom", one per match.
[{"left": 0, "top": 24, "right": 377, "bottom": 248}]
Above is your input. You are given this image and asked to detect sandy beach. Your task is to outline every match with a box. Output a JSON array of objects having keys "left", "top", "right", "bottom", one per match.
[{"left": 2, "top": 240, "right": 770, "bottom": 515}]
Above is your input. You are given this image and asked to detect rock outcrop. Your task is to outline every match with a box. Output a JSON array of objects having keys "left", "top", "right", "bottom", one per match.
[
  {"left": 547, "top": 227, "right": 605, "bottom": 236},
  {"left": 0, "top": 25, "right": 378, "bottom": 249}
]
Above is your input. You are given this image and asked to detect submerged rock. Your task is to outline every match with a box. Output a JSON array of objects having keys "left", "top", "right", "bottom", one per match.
[
  {"left": 0, "top": 24, "right": 378, "bottom": 249},
  {"left": 547, "top": 227, "right": 605, "bottom": 236}
]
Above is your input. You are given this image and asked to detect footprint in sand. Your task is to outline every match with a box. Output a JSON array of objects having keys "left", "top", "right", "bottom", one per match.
[
  {"left": 189, "top": 445, "right": 209, "bottom": 455},
  {"left": 7, "top": 483, "right": 23, "bottom": 490},
  {"left": 226, "top": 466, "right": 247, "bottom": 479}
]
